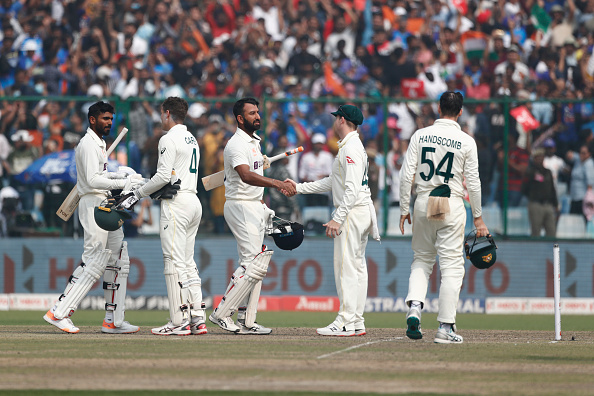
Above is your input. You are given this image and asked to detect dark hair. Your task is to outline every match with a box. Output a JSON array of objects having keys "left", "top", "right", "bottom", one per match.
[
  {"left": 161, "top": 97, "right": 188, "bottom": 123},
  {"left": 439, "top": 91, "right": 463, "bottom": 117},
  {"left": 88, "top": 101, "right": 114, "bottom": 123},
  {"left": 233, "top": 97, "right": 259, "bottom": 122}
]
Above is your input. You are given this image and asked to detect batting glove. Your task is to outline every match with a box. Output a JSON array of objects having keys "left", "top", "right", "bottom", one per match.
[{"left": 262, "top": 203, "right": 275, "bottom": 233}]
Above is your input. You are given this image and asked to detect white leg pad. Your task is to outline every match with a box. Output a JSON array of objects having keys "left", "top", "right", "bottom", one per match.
[
  {"left": 213, "top": 250, "right": 273, "bottom": 320},
  {"left": 164, "top": 257, "right": 184, "bottom": 326},
  {"left": 103, "top": 241, "right": 130, "bottom": 327},
  {"left": 54, "top": 243, "right": 111, "bottom": 319},
  {"left": 244, "top": 282, "right": 262, "bottom": 328},
  {"left": 181, "top": 276, "right": 204, "bottom": 318}
]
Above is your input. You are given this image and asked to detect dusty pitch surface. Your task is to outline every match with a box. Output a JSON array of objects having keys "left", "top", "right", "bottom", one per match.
[{"left": 2, "top": 325, "right": 594, "bottom": 395}]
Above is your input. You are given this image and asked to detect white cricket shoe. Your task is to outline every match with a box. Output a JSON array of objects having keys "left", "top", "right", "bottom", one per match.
[
  {"left": 237, "top": 321, "right": 272, "bottom": 335},
  {"left": 101, "top": 320, "right": 140, "bottom": 334},
  {"left": 434, "top": 325, "right": 464, "bottom": 344},
  {"left": 151, "top": 321, "right": 191, "bottom": 336},
  {"left": 316, "top": 323, "right": 355, "bottom": 337},
  {"left": 190, "top": 317, "right": 208, "bottom": 335},
  {"left": 43, "top": 310, "right": 79, "bottom": 334},
  {"left": 406, "top": 306, "right": 422, "bottom": 340},
  {"left": 354, "top": 328, "right": 367, "bottom": 336},
  {"left": 209, "top": 314, "right": 240, "bottom": 333}
]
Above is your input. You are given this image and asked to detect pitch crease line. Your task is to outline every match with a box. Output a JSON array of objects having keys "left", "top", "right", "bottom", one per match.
[{"left": 316, "top": 337, "right": 403, "bottom": 359}]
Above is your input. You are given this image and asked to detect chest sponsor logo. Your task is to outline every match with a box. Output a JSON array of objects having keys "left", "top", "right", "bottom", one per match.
[
  {"left": 254, "top": 160, "right": 263, "bottom": 170},
  {"left": 346, "top": 156, "right": 355, "bottom": 164},
  {"left": 161, "top": 148, "right": 166, "bottom": 154}
]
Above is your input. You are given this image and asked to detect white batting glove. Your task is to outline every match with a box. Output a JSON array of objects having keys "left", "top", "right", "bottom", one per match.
[
  {"left": 119, "top": 191, "right": 140, "bottom": 210},
  {"left": 262, "top": 203, "right": 275, "bottom": 233},
  {"left": 123, "top": 174, "right": 147, "bottom": 194},
  {"left": 105, "top": 171, "right": 127, "bottom": 179},
  {"left": 117, "top": 166, "right": 138, "bottom": 176}
]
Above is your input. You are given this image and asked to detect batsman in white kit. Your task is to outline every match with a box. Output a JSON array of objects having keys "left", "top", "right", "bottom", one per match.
[
  {"left": 286, "top": 104, "right": 380, "bottom": 337},
  {"left": 399, "top": 92, "right": 489, "bottom": 344},
  {"left": 209, "top": 97, "right": 296, "bottom": 334},
  {"left": 120, "top": 97, "right": 207, "bottom": 336},
  {"left": 44, "top": 101, "right": 144, "bottom": 334}
]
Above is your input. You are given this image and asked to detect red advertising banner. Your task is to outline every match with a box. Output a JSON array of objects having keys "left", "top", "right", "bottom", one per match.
[{"left": 401, "top": 79, "right": 425, "bottom": 99}]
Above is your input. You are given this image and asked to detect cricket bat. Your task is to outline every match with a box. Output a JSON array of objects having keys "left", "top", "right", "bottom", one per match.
[
  {"left": 202, "top": 146, "right": 304, "bottom": 191},
  {"left": 56, "top": 127, "right": 129, "bottom": 221}
]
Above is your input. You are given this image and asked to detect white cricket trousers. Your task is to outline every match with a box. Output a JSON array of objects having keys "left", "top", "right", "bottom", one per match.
[
  {"left": 160, "top": 192, "right": 203, "bottom": 313},
  {"left": 224, "top": 200, "right": 266, "bottom": 266},
  {"left": 79, "top": 194, "right": 123, "bottom": 265},
  {"left": 405, "top": 195, "right": 466, "bottom": 324},
  {"left": 333, "top": 204, "right": 371, "bottom": 331}
]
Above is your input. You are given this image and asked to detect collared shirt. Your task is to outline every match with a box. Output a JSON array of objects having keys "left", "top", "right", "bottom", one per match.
[
  {"left": 224, "top": 128, "right": 264, "bottom": 201},
  {"left": 296, "top": 131, "right": 372, "bottom": 224},
  {"left": 76, "top": 128, "right": 126, "bottom": 196},
  {"left": 400, "top": 118, "right": 482, "bottom": 218},
  {"left": 137, "top": 123, "right": 199, "bottom": 197}
]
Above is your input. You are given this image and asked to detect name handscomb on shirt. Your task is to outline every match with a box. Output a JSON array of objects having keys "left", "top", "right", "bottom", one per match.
[{"left": 419, "top": 134, "right": 462, "bottom": 150}]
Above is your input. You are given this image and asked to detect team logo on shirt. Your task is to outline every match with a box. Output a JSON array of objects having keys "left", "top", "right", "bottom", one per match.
[
  {"left": 346, "top": 156, "right": 355, "bottom": 164},
  {"left": 161, "top": 148, "right": 166, "bottom": 154}
]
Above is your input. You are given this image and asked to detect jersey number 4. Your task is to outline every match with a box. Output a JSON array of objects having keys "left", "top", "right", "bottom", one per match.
[
  {"left": 189, "top": 148, "right": 197, "bottom": 174},
  {"left": 420, "top": 147, "right": 455, "bottom": 183}
]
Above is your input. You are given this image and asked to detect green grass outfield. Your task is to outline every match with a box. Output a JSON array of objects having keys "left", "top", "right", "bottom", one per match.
[{"left": 1, "top": 311, "right": 594, "bottom": 395}]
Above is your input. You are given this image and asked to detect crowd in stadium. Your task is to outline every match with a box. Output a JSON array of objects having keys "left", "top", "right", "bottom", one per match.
[{"left": 0, "top": 0, "right": 593, "bottom": 237}]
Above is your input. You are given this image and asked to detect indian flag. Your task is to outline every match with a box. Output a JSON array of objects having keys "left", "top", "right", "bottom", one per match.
[{"left": 461, "top": 31, "right": 487, "bottom": 60}]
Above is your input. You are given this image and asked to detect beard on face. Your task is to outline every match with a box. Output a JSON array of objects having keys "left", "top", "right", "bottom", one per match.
[{"left": 243, "top": 118, "right": 261, "bottom": 133}]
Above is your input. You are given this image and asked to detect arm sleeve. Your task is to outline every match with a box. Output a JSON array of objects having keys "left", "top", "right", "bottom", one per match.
[
  {"left": 296, "top": 176, "right": 332, "bottom": 194},
  {"left": 332, "top": 148, "right": 365, "bottom": 224},
  {"left": 79, "top": 144, "right": 126, "bottom": 190},
  {"left": 399, "top": 136, "right": 418, "bottom": 216},
  {"left": 464, "top": 139, "right": 483, "bottom": 218},
  {"left": 137, "top": 136, "right": 175, "bottom": 197}
]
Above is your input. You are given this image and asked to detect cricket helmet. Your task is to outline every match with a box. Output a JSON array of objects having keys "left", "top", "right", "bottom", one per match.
[
  {"left": 269, "top": 219, "right": 304, "bottom": 250},
  {"left": 464, "top": 230, "right": 497, "bottom": 269},
  {"left": 94, "top": 198, "right": 132, "bottom": 231}
]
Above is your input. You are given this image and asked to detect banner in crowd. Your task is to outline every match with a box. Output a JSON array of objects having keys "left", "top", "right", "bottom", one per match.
[{"left": 1, "top": 238, "right": 593, "bottom": 299}]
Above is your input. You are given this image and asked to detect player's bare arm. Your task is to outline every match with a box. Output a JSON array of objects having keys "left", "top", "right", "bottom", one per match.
[
  {"left": 473, "top": 216, "right": 489, "bottom": 237},
  {"left": 399, "top": 214, "right": 411, "bottom": 235}
]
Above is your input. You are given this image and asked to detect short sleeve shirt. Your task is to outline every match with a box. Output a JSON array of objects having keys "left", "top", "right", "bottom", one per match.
[{"left": 224, "top": 128, "right": 264, "bottom": 200}]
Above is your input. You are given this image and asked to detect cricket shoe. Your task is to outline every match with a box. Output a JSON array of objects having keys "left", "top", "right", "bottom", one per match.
[
  {"left": 101, "top": 320, "right": 140, "bottom": 334},
  {"left": 43, "top": 310, "right": 79, "bottom": 334},
  {"left": 209, "top": 314, "right": 240, "bottom": 333},
  {"left": 316, "top": 323, "right": 355, "bottom": 337},
  {"left": 354, "top": 328, "right": 367, "bottom": 336},
  {"left": 406, "top": 306, "right": 422, "bottom": 340},
  {"left": 190, "top": 317, "right": 208, "bottom": 335},
  {"left": 237, "top": 320, "right": 272, "bottom": 335},
  {"left": 434, "top": 325, "right": 463, "bottom": 344},
  {"left": 151, "top": 321, "right": 191, "bottom": 336}
]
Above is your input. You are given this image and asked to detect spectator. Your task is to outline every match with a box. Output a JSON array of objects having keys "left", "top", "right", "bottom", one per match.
[
  {"left": 566, "top": 144, "right": 594, "bottom": 217},
  {"left": 522, "top": 148, "right": 558, "bottom": 237},
  {"left": 298, "top": 133, "right": 334, "bottom": 207},
  {"left": 496, "top": 133, "right": 529, "bottom": 208},
  {"left": 5, "top": 130, "right": 39, "bottom": 211}
]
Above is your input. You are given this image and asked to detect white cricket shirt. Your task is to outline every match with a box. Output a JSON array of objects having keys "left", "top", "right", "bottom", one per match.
[
  {"left": 224, "top": 128, "right": 264, "bottom": 201},
  {"left": 399, "top": 118, "right": 482, "bottom": 218},
  {"left": 76, "top": 128, "right": 127, "bottom": 196},
  {"left": 297, "top": 131, "right": 372, "bottom": 224},
  {"left": 138, "top": 124, "right": 199, "bottom": 197}
]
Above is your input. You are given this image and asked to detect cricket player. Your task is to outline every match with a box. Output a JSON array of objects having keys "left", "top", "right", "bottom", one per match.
[
  {"left": 44, "top": 101, "right": 143, "bottom": 334},
  {"left": 209, "top": 97, "right": 296, "bottom": 334},
  {"left": 399, "top": 91, "right": 489, "bottom": 344},
  {"left": 287, "top": 104, "right": 380, "bottom": 337},
  {"left": 122, "top": 97, "right": 207, "bottom": 336}
]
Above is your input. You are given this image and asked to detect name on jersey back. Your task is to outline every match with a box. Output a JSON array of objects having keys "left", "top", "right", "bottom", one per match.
[{"left": 418, "top": 134, "right": 462, "bottom": 150}]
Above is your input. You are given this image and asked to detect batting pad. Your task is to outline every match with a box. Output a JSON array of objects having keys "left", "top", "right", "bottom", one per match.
[
  {"left": 213, "top": 250, "right": 273, "bottom": 320},
  {"left": 54, "top": 243, "right": 111, "bottom": 319},
  {"left": 180, "top": 277, "right": 204, "bottom": 318},
  {"left": 164, "top": 258, "right": 184, "bottom": 326},
  {"left": 245, "top": 250, "right": 273, "bottom": 327},
  {"left": 103, "top": 242, "right": 130, "bottom": 327}
]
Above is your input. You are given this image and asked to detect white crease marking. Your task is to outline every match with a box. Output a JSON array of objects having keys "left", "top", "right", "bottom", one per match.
[{"left": 316, "top": 337, "right": 403, "bottom": 359}]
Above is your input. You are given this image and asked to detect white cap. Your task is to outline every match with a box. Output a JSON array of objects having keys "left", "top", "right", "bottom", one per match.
[
  {"left": 11, "top": 129, "right": 33, "bottom": 142},
  {"left": 311, "top": 133, "right": 326, "bottom": 144},
  {"left": 87, "top": 84, "right": 104, "bottom": 98}
]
